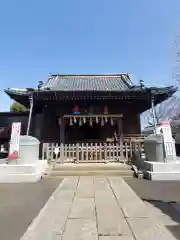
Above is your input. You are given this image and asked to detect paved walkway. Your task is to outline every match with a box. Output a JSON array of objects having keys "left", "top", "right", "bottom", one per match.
[{"left": 21, "top": 177, "right": 178, "bottom": 240}]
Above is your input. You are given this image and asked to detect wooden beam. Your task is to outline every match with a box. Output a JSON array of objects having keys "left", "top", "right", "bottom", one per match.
[{"left": 63, "top": 114, "right": 123, "bottom": 118}]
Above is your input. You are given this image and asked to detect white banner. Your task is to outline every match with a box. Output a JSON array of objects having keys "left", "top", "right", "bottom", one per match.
[
  {"left": 159, "top": 121, "right": 174, "bottom": 157},
  {"left": 8, "top": 122, "right": 21, "bottom": 160}
]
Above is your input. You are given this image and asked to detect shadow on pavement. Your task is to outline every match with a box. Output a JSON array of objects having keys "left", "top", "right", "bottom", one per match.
[
  {"left": 144, "top": 199, "right": 180, "bottom": 239},
  {"left": 125, "top": 179, "right": 180, "bottom": 240}
]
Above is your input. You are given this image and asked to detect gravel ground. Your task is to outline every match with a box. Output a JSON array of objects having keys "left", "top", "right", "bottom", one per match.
[{"left": 0, "top": 178, "right": 62, "bottom": 240}]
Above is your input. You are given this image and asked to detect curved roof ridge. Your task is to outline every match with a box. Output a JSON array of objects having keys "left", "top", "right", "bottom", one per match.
[{"left": 50, "top": 73, "right": 130, "bottom": 77}]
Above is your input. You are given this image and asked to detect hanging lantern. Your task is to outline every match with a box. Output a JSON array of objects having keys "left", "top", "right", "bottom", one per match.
[
  {"left": 110, "top": 118, "right": 114, "bottom": 126},
  {"left": 89, "top": 117, "right": 93, "bottom": 127},
  {"left": 105, "top": 117, "right": 108, "bottom": 123},
  {"left": 79, "top": 118, "right": 82, "bottom": 126},
  {"left": 104, "top": 105, "right": 108, "bottom": 114},
  {"left": 83, "top": 116, "right": 86, "bottom": 124},
  {"left": 70, "top": 118, "right": 73, "bottom": 126},
  {"left": 73, "top": 117, "right": 77, "bottom": 124},
  {"left": 96, "top": 116, "right": 99, "bottom": 123},
  {"left": 101, "top": 117, "right": 104, "bottom": 126}
]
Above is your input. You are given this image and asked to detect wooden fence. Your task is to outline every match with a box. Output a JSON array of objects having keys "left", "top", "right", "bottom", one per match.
[{"left": 42, "top": 137, "right": 144, "bottom": 164}]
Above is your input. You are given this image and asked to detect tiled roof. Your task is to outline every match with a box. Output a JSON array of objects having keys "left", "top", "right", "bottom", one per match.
[{"left": 41, "top": 74, "right": 132, "bottom": 91}]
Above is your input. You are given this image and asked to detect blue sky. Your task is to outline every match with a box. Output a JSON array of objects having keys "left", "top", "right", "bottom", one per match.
[{"left": 0, "top": 0, "right": 180, "bottom": 111}]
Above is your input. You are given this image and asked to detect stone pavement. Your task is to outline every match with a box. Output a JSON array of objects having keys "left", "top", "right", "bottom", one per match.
[{"left": 21, "top": 177, "right": 178, "bottom": 240}]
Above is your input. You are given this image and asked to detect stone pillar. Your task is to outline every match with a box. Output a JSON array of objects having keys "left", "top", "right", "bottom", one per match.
[{"left": 117, "top": 117, "right": 124, "bottom": 158}]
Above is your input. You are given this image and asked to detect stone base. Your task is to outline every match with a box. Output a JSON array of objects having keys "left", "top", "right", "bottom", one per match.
[
  {"left": 144, "top": 171, "right": 180, "bottom": 181},
  {"left": 0, "top": 160, "right": 49, "bottom": 183},
  {"left": 144, "top": 161, "right": 180, "bottom": 172},
  {"left": 144, "top": 161, "right": 180, "bottom": 181}
]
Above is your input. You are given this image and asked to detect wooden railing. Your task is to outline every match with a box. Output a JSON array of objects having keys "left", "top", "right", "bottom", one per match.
[{"left": 42, "top": 138, "right": 144, "bottom": 164}]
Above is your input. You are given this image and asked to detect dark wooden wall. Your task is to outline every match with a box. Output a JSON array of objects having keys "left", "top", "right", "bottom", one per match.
[
  {"left": 123, "top": 114, "right": 141, "bottom": 134},
  {"left": 40, "top": 100, "right": 142, "bottom": 143},
  {"left": 0, "top": 113, "right": 30, "bottom": 141},
  {"left": 0, "top": 100, "right": 142, "bottom": 144}
]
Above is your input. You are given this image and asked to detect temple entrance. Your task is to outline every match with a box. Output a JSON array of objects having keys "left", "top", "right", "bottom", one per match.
[
  {"left": 81, "top": 122, "right": 101, "bottom": 141},
  {"left": 64, "top": 115, "right": 119, "bottom": 144},
  {"left": 65, "top": 123, "right": 102, "bottom": 143}
]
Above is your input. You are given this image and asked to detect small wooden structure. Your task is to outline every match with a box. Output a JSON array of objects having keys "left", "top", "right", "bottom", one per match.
[{"left": 4, "top": 74, "right": 176, "bottom": 163}]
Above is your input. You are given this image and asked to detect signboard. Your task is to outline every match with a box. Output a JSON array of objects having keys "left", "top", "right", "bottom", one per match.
[
  {"left": 8, "top": 122, "right": 21, "bottom": 160},
  {"left": 159, "top": 121, "right": 174, "bottom": 157}
]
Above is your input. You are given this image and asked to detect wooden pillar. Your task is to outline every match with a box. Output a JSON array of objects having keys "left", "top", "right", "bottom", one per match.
[
  {"left": 117, "top": 117, "right": 124, "bottom": 158},
  {"left": 59, "top": 117, "right": 65, "bottom": 143},
  {"left": 59, "top": 117, "right": 65, "bottom": 163},
  {"left": 33, "top": 114, "right": 43, "bottom": 140},
  {"left": 33, "top": 114, "right": 43, "bottom": 158}
]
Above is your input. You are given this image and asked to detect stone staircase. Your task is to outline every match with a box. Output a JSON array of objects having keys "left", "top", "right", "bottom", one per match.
[{"left": 48, "top": 163, "right": 133, "bottom": 177}]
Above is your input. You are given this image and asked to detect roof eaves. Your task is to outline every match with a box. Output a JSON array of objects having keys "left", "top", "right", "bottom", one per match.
[
  {"left": 150, "top": 85, "right": 177, "bottom": 95},
  {"left": 4, "top": 88, "right": 35, "bottom": 96}
]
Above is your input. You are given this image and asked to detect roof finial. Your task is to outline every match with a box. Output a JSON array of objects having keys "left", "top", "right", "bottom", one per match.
[
  {"left": 38, "top": 81, "right": 43, "bottom": 90},
  {"left": 140, "top": 79, "right": 145, "bottom": 88}
]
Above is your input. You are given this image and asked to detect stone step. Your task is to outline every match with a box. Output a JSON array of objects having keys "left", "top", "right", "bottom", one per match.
[
  {"left": 52, "top": 163, "right": 130, "bottom": 171},
  {"left": 50, "top": 169, "right": 133, "bottom": 177}
]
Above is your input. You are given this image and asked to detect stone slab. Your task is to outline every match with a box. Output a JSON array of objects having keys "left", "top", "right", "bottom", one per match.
[
  {"left": 21, "top": 176, "right": 180, "bottom": 240},
  {"left": 108, "top": 177, "right": 149, "bottom": 218},
  {"left": 62, "top": 219, "right": 98, "bottom": 240},
  {"left": 94, "top": 177, "right": 131, "bottom": 236},
  {"left": 128, "top": 218, "right": 177, "bottom": 240},
  {"left": 20, "top": 178, "right": 73, "bottom": 240},
  {"left": 145, "top": 171, "right": 180, "bottom": 180},
  {"left": 76, "top": 177, "right": 94, "bottom": 198},
  {"left": 60, "top": 176, "right": 79, "bottom": 190},
  {"left": 144, "top": 161, "right": 180, "bottom": 172},
  {"left": 54, "top": 190, "right": 75, "bottom": 206},
  {"left": 99, "top": 237, "right": 135, "bottom": 240},
  {"left": 30, "top": 204, "right": 71, "bottom": 239},
  {"left": 144, "top": 201, "right": 179, "bottom": 226},
  {"left": 76, "top": 188, "right": 94, "bottom": 198},
  {"left": 143, "top": 201, "right": 164, "bottom": 217},
  {"left": 69, "top": 197, "right": 95, "bottom": 219}
]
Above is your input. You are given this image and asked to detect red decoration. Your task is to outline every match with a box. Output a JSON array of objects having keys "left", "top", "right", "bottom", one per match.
[
  {"left": 74, "top": 105, "right": 79, "bottom": 112},
  {"left": 104, "top": 105, "right": 108, "bottom": 114},
  {"left": 73, "top": 105, "right": 80, "bottom": 114},
  {"left": 8, "top": 151, "right": 18, "bottom": 160}
]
